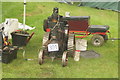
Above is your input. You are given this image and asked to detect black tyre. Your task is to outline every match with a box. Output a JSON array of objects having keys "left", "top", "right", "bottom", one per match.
[
  {"left": 101, "top": 35, "right": 108, "bottom": 42},
  {"left": 91, "top": 34, "right": 104, "bottom": 46}
]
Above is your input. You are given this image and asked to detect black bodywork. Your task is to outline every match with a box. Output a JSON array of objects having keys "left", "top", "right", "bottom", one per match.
[{"left": 87, "top": 25, "right": 109, "bottom": 33}]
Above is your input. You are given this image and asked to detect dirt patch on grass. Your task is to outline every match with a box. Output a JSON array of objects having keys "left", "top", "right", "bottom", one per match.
[
  {"left": 37, "top": 5, "right": 46, "bottom": 10},
  {"left": 20, "top": 5, "right": 46, "bottom": 17}
]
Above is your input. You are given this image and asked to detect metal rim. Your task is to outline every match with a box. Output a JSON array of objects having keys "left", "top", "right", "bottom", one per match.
[
  {"left": 67, "top": 34, "right": 75, "bottom": 56},
  {"left": 91, "top": 34, "right": 104, "bottom": 46},
  {"left": 94, "top": 39, "right": 101, "bottom": 46},
  {"left": 38, "top": 50, "right": 44, "bottom": 65},
  {"left": 62, "top": 51, "right": 68, "bottom": 67}
]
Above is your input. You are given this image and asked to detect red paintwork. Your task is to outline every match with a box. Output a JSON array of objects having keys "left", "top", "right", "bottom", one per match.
[
  {"left": 69, "top": 31, "right": 88, "bottom": 33},
  {"left": 91, "top": 32, "right": 106, "bottom": 35},
  {"left": 75, "top": 50, "right": 81, "bottom": 52},
  {"left": 46, "top": 28, "right": 51, "bottom": 32},
  {"left": 69, "top": 30, "right": 89, "bottom": 38},
  {"left": 69, "top": 30, "right": 109, "bottom": 38}
]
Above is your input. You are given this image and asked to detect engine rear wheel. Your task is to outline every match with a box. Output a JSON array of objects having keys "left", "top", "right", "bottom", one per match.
[
  {"left": 91, "top": 34, "right": 104, "bottom": 46},
  {"left": 67, "top": 34, "right": 75, "bottom": 57}
]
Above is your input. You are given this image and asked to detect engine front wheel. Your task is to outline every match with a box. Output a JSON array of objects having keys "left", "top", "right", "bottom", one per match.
[
  {"left": 62, "top": 51, "right": 68, "bottom": 67},
  {"left": 38, "top": 50, "right": 44, "bottom": 65}
]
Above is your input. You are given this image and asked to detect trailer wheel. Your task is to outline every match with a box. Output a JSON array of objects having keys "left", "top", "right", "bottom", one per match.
[
  {"left": 101, "top": 35, "right": 108, "bottom": 42},
  {"left": 62, "top": 51, "right": 68, "bottom": 67},
  {"left": 91, "top": 34, "right": 104, "bottom": 46},
  {"left": 38, "top": 50, "right": 44, "bottom": 65},
  {"left": 67, "top": 34, "right": 75, "bottom": 57}
]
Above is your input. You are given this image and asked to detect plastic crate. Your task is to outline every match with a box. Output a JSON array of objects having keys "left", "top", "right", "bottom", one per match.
[
  {"left": 2, "top": 50, "right": 12, "bottom": 64},
  {"left": 11, "top": 31, "right": 29, "bottom": 47},
  {"left": 2, "top": 46, "right": 18, "bottom": 64}
]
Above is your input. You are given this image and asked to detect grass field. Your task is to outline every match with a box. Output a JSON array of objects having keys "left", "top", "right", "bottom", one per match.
[{"left": 2, "top": 2, "right": 118, "bottom": 78}]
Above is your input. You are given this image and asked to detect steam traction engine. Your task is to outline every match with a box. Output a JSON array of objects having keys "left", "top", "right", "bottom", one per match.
[{"left": 38, "top": 8, "right": 75, "bottom": 67}]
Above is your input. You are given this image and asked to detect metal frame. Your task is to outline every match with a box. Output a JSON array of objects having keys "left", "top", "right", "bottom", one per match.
[{"left": 69, "top": 30, "right": 109, "bottom": 38}]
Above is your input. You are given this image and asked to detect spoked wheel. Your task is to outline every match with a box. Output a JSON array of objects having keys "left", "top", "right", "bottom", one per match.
[
  {"left": 67, "top": 34, "right": 75, "bottom": 57},
  {"left": 91, "top": 34, "right": 104, "bottom": 46},
  {"left": 38, "top": 50, "right": 44, "bottom": 65},
  {"left": 62, "top": 51, "right": 68, "bottom": 67}
]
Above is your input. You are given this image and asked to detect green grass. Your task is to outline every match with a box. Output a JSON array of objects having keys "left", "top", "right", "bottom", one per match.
[{"left": 2, "top": 2, "right": 118, "bottom": 78}]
